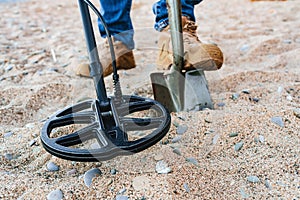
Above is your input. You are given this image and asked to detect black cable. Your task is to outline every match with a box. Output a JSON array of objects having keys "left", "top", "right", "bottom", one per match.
[{"left": 82, "top": 0, "right": 122, "bottom": 101}]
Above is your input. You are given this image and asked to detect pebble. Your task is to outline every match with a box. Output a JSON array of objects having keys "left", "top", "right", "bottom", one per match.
[
  {"left": 240, "top": 44, "right": 250, "bottom": 52},
  {"left": 4, "top": 131, "right": 13, "bottom": 138},
  {"left": 156, "top": 160, "right": 172, "bottom": 174},
  {"left": 265, "top": 179, "right": 272, "bottom": 189},
  {"left": 240, "top": 188, "right": 249, "bottom": 199},
  {"left": 251, "top": 97, "right": 260, "bottom": 102},
  {"left": 46, "top": 162, "right": 59, "bottom": 172},
  {"left": 66, "top": 169, "right": 77, "bottom": 176},
  {"left": 183, "top": 183, "right": 190, "bottom": 193},
  {"left": 116, "top": 196, "right": 128, "bottom": 200},
  {"left": 172, "top": 148, "right": 182, "bottom": 156},
  {"left": 212, "top": 134, "right": 220, "bottom": 145},
  {"left": 110, "top": 168, "right": 117, "bottom": 175},
  {"left": 271, "top": 116, "right": 284, "bottom": 128},
  {"left": 5, "top": 65, "right": 13, "bottom": 72},
  {"left": 5, "top": 153, "right": 13, "bottom": 161},
  {"left": 171, "top": 135, "right": 182, "bottom": 143},
  {"left": 186, "top": 157, "right": 199, "bottom": 166},
  {"left": 247, "top": 175, "right": 260, "bottom": 183},
  {"left": 217, "top": 102, "right": 225, "bottom": 107},
  {"left": 84, "top": 168, "right": 102, "bottom": 187},
  {"left": 293, "top": 108, "right": 300, "bottom": 118},
  {"left": 47, "top": 189, "right": 63, "bottom": 200},
  {"left": 176, "top": 125, "right": 188, "bottom": 135},
  {"left": 242, "top": 89, "right": 250, "bottom": 94},
  {"left": 234, "top": 141, "right": 244, "bottom": 151},
  {"left": 277, "top": 86, "right": 283, "bottom": 94},
  {"left": 286, "top": 95, "right": 293, "bottom": 101},
  {"left": 258, "top": 135, "right": 265, "bottom": 143},
  {"left": 29, "top": 139, "right": 37, "bottom": 146},
  {"left": 229, "top": 132, "right": 238, "bottom": 137},
  {"left": 231, "top": 93, "right": 239, "bottom": 100},
  {"left": 118, "top": 188, "right": 127, "bottom": 195},
  {"left": 132, "top": 175, "right": 150, "bottom": 191}
]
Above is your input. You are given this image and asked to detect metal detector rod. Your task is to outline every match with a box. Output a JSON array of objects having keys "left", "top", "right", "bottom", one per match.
[{"left": 78, "top": 0, "right": 108, "bottom": 102}]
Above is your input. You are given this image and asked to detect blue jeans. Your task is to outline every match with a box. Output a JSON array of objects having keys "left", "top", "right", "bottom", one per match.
[{"left": 98, "top": 0, "right": 203, "bottom": 50}]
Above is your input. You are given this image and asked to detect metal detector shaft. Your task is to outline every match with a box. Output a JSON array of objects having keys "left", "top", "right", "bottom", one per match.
[
  {"left": 165, "top": 0, "right": 184, "bottom": 112},
  {"left": 78, "top": 0, "right": 108, "bottom": 102}
]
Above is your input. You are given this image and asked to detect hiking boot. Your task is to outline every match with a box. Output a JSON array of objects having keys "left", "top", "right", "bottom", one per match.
[
  {"left": 157, "top": 16, "right": 223, "bottom": 71},
  {"left": 76, "top": 39, "right": 136, "bottom": 77}
]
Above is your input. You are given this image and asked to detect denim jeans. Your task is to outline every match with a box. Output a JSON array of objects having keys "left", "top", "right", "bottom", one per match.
[{"left": 98, "top": 0, "right": 203, "bottom": 50}]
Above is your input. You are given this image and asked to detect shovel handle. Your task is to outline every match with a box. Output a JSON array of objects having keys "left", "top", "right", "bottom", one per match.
[{"left": 167, "top": 0, "right": 184, "bottom": 72}]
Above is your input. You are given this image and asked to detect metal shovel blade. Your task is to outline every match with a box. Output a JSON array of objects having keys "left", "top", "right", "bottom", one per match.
[{"left": 184, "top": 69, "right": 214, "bottom": 111}]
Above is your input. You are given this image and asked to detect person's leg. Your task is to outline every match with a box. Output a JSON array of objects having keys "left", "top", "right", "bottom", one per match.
[
  {"left": 153, "top": 0, "right": 224, "bottom": 71},
  {"left": 152, "top": 0, "right": 203, "bottom": 31},
  {"left": 76, "top": 0, "right": 136, "bottom": 77},
  {"left": 98, "top": 0, "right": 135, "bottom": 50}
]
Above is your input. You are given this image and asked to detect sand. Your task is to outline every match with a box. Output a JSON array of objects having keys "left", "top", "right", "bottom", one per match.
[{"left": 0, "top": 0, "right": 299, "bottom": 199}]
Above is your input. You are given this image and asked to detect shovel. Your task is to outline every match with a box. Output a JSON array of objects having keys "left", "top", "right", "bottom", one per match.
[{"left": 150, "top": 0, "right": 213, "bottom": 112}]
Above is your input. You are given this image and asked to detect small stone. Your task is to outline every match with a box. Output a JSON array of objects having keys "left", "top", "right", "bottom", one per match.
[
  {"left": 286, "top": 95, "right": 293, "bottom": 101},
  {"left": 118, "top": 188, "right": 127, "bottom": 195},
  {"left": 110, "top": 168, "right": 117, "bottom": 175},
  {"left": 5, "top": 153, "right": 13, "bottom": 161},
  {"left": 282, "top": 39, "right": 292, "bottom": 44},
  {"left": 293, "top": 108, "right": 300, "bottom": 118},
  {"left": 258, "top": 135, "right": 265, "bottom": 143},
  {"left": 234, "top": 141, "right": 244, "bottom": 151},
  {"left": 171, "top": 135, "right": 182, "bottom": 143},
  {"left": 231, "top": 93, "right": 239, "bottom": 100},
  {"left": 156, "top": 160, "right": 172, "bottom": 174},
  {"left": 247, "top": 176, "right": 260, "bottom": 183},
  {"left": 47, "top": 189, "right": 63, "bottom": 200},
  {"left": 84, "top": 168, "right": 102, "bottom": 187},
  {"left": 172, "top": 121, "right": 179, "bottom": 127},
  {"left": 271, "top": 116, "right": 284, "bottom": 127},
  {"left": 251, "top": 97, "right": 260, "bottom": 102},
  {"left": 183, "top": 183, "right": 190, "bottom": 193},
  {"left": 25, "top": 123, "right": 35, "bottom": 129},
  {"left": 240, "top": 188, "right": 249, "bottom": 199},
  {"left": 4, "top": 132, "right": 13, "bottom": 138},
  {"left": 172, "top": 148, "right": 182, "bottom": 156},
  {"left": 265, "top": 179, "right": 272, "bottom": 189},
  {"left": 204, "top": 118, "right": 212, "bottom": 123},
  {"left": 242, "top": 89, "right": 250, "bottom": 94},
  {"left": 116, "top": 196, "right": 128, "bottom": 200},
  {"left": 277, "top": 86, "right": 283, "bottom": 94},
  {"left": 212, "top": 134, "right": 220, "bottom": 145},
  {"left": 66, "top": 169, "right": 77, "bottom": 176},
  {"left": 29, "top": 139, "right": 37, "bottom": 146},
  {"left": 229, "top": 132, "right": 238, "bottom": 137},
  {"left": 176, "top": 125, "right": 188, "bottom": 135},
  {"left": 132, "top": 175, "right": 150, "bottom": 191},
  {"left": 5, "top": 65, "right": 13, "bottom": 72},
  {"left": 46, "top": 162, "right": 59, "bottom": 172},
  {"left": 240, "top": 44, "right": 250, "bottom": 52},
  {"left": 186, "top": 157, "right": 198, "bottom": 166},
  {"left": 217, "top": 102, "right": 225, "bottom": 107}
]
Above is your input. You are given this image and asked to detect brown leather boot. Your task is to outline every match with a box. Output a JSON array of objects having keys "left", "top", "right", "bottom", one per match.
[
  {"left": 157, "top": 16, "right": 223, "bottom": 71},
  {"left": 76, "top": 39, "right": 136, "bottom": 77}
]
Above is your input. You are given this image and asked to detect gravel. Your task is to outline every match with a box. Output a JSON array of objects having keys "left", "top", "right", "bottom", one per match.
[
  {"left": 46, "top": 162, "right": 59, "bottom": 172},
  {"left": 176, "top": 125, "right": 188, "bottom": 135},
  {"left": 271, "top": 116, "right": 284, "bottom": 127},
  {"left": 247, "top": 176, "right": 260, "bottom": 183},
  {"left": 156, "top": 160, "right": 172, "bottom": 174},
  {"left": 47, "top": 189, "right": 63, "bottom": 200},
  {"left": 234, "top": 141, "right": 244, "bottom": 151},
  {"left": 84, "top": 168, "right": 102, "bottom": 187}
]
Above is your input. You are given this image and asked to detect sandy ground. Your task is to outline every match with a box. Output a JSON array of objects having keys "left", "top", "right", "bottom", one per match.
[{"left": 0, "top": 0, "right": 299, "bottom": 199}]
